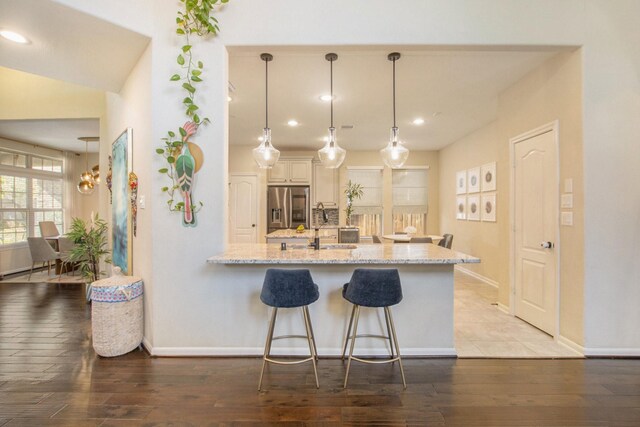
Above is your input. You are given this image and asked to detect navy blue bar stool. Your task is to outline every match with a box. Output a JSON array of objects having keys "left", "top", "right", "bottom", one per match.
[
  {"left": 258, "top": 268, "right": 319, "bottom": 391},
  {"left": 341, "top": 268, "right": 406, "bottom": 389}
]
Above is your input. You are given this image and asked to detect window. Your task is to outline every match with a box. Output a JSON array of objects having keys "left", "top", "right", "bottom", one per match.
[
  {"left": 392, "top": 168, "right": 428, "bottom": 234},
  {"left": 0, "top": 149, "right": 64, "bottom": 245},
  {"left": 347, "top": 168, "right": 383, "bottom": 237}
]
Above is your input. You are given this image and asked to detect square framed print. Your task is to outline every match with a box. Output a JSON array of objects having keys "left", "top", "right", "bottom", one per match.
[
  {"left": 456, "top": 170, "right": 467, "bottom": 194},
  {"left": 481, "top": 193, "right": 496, "bottom": 222},
  {"left": 467, "top": 167, "right": 480, "bottom": 193},
  {"left": 456, "top": 196, "right": 467, "bottom": 220},
  {"left": 481, "top": 162, "right": 497, "bottom": 192},
  {"left": 467, "top": 194, "right": 480, "bottom": 221},
  {"left": 112, "top": 128, "right": 133, "bottom": 275}
]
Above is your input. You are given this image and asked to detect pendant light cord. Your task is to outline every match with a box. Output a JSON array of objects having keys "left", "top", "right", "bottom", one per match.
[
  {"left": 392, "top": 56, "right": 397, "bottom": 128},
  {"left": 265, "top": 58, "right": 269, "bottom": 129},
  {"left": 330, "top": 57, "right": 334, "bottom": 128},
  {"left": 85, "top": 140, "right": 89, "bottom": 171}
]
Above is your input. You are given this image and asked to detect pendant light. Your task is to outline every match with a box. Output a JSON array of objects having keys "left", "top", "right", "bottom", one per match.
[
  {"left": 380, "top": 52, "right": 409, "bottom": 168},
  {"left": 318, "top": 53, "right": 346, "bottom": 168},
  {"left": 77, "top": 137, "right": 97, "bottom": 195},
  {"left": 252, "top": 53, "right": 280, "bottom": 169}
]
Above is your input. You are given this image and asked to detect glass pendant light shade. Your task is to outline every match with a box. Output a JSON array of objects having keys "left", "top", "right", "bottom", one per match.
[
  {"left": 252, "top": 127, "right": 280, "bottom": 168},
  {"left": 77, "top": 179, "right": 95, "bottom": 195},
  {"left": 92, "top": 165, "right": 100, "bottom": 184},
  {"left": 380, "top": 52, "right": 410, "bottom": 168},
  {"left": 380, "top": 126, "right": 409, "bottom": 168},
  {"left": 318, "top": 127, "right": 346, "bottom": 168},
  {"left": 319, "top": 53, "right": 346, "bottom": 168},
  {"left": 253, "top": 53, "right": 280, "bottom": 169}
]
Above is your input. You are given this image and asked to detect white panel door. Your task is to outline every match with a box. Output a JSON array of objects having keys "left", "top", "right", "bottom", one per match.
[
  {"left": 229, "top": 175, "right": 258, "bottom": 243},
  {"left": 514, "top": 130, "right": 558, "bottom": 335}
]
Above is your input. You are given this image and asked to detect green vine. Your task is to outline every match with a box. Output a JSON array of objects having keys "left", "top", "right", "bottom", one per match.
[
  {"left": 156, "top": 0, "right": 228, "bottom": 213},
  {"left": 344, "top": 180, "right": 364, "bottom": 226}
]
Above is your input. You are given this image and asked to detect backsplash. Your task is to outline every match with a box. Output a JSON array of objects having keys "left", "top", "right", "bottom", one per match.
[{"left": 311, "top": 208, "right": 339, "bottom": 226}]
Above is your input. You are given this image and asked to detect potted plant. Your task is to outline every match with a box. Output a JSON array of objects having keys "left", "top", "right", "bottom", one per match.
[
  {"left": 67, "top": 213, "right": 111, "bottom": 283},
  {"left": 344, "top": 180, "right": 364, "bottom": 226}
]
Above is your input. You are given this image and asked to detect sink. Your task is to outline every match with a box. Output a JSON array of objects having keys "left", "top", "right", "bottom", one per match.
[{"left": 286, "top": 244, "right": 357, "bottom": 250}]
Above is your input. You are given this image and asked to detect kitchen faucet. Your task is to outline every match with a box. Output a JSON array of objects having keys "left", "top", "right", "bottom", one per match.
[{"left": 316, "top": 202, "right": 329, "bottom": 224}]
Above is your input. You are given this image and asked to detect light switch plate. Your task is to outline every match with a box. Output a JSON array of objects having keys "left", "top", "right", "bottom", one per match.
[
  {"left": 561, "top": 194, "right": 573, "bottom": 209},
  {"left": 564, "top": 178, "right": 573, "bottom": 193},
  {"left": 139, "top": 195, "right": 145, "bottom": 209},
  {"left": 561, "top": 211, "right": 573, "bottom": 226}
]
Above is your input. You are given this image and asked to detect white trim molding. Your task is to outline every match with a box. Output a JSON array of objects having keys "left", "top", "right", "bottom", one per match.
[
  {"left": 455, "top": 265, "right": 499, "bottom": 288},
  {"left": 583, "top": 347, "right": 640, "bottom": 357}
]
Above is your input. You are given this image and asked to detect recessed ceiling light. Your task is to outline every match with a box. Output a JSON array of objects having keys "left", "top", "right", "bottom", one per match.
[
  {"left": 287, "top": 120, "right": 299, "bottom": 127},
  {"left": 0, "top": 30, "right": 30, "bottom": 44},
  {"left": 227, "top": 96, "right": 232, "bottom": 102},
  {"left": 319, "top": 94, "right": 333, "bottom": 102},
  {"left": 412, "top": 118, "right": 425, "bottom": 125}
]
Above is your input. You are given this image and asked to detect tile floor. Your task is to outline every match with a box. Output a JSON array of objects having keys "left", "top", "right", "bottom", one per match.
[{"left": 454, "top": 270, "right": 582, "bottom": 358}]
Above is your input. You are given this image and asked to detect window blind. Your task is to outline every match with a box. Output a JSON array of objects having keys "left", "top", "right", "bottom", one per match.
[
  {"left": 347, "top": 168, "right": 383, "bottom": 215},
  {"left": 392, "top": 168, "right": 428, "bottom": 214}
]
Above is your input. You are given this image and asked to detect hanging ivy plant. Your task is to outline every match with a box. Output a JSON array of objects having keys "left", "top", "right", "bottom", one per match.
[{"left": 156, "top": 0, "right": 229, "bottom": 218}]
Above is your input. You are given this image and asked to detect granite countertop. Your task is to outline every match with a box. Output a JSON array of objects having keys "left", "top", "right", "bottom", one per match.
[{"left": 207, "top": 243, "right": 480, "bottom": 265}]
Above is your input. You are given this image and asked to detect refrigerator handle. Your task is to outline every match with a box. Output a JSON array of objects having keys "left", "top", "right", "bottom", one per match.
[{"left": 285, "top": 187, "right": 291, "bottom": 229}]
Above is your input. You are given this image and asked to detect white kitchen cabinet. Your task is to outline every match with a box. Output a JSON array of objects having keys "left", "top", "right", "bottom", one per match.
[
  {"left": 311, "top": 162, "right": 339, "bottom": 206},
  {"left": 268, "top": 158, "right": 312, "bottom": 185}
]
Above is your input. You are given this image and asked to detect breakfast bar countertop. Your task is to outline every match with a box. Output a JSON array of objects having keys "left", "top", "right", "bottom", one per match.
[{"left": 207, "top": 243, "right": 480, "bottom": 265}]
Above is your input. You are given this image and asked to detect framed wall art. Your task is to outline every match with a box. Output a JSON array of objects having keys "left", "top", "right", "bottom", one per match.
[
  {"left": 456, "top": 196, "right": 467, "bottom": 220},
  {"left": 112, "top": 128, "right": 133, "bottom": 275},
  {"left": 467, "top": 194, "right": 480, "bottom": 221},
  {"left": 481, "top": 193, "right": 496, "bottom": 222},
  {"left": 467, "top": 167, "right": 480, "bottom": 193},
  {"left": 456, "top": 170, "right": 467, "bottom": 194},
  {"left": 481, "top": 162, "right": 496, "bottom": 192}
]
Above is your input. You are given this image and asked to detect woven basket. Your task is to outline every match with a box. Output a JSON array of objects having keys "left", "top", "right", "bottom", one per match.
[{"left": 91, "top": 275, "right": 143, "bottom": 357}]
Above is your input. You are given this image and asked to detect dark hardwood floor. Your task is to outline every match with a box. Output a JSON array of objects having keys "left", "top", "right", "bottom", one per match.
[{"left": 1, "top": 282, "right": 640, "bottom": 426}]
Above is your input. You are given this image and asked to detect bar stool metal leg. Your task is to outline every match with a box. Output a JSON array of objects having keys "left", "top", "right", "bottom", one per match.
[
  {"left": 303, "top": 306, "right": 319, "bottom": 361},
  {"left": 258, "top": 307, "right": 278, "bottom": 391},
  {"left": 302, "top": 306, "right": 320, "bottom": 388},
  {"left": 384, "top": 307, "right": 395, "bottom": 360},
  {"left": 386, "top": 306, "right": 406, "bottom": 389},
  {"left": 343, "top": 305, "right": 361, "bottom": 388},
  {"left": 341, "top": 304, "right": 356, "bottom": 360}
]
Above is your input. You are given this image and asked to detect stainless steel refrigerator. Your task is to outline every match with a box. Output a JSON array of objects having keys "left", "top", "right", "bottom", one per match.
[{"left": 267, "top": 186, "right": 310, "bottom": 233}]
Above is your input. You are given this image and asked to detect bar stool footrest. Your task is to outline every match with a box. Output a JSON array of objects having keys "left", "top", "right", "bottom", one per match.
[
  {"left": 264, "top": 356, "right": 315, "bottom": 365},
  {"left": 350, "top": 355, "right": 401, "bottom": 365}
]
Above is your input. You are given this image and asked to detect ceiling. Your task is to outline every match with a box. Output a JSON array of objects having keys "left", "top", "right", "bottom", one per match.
[
  {"left": 0, "top": 0, "right": 149, "bottom": 92},
  {"left": 229, "top": 47, "right": 561, "bottom": 151},
  {"left": 0, "top": 119, "right": 100, "bottom": 153}
]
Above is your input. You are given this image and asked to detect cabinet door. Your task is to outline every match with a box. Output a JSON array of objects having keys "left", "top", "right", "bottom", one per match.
[
  {"left": 267, "top": 161, "right": 288, "bottom": 183},
  {"left": 312, "top": 163, "right": 338, "bottom": 205},
  {"left": 288, "top": 160, "right": 311, "bottom": 184}
]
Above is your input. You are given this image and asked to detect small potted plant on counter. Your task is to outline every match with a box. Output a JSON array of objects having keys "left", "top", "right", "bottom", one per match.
[{"left": 344, "top": 180, "right": 364, "bottom": 226}]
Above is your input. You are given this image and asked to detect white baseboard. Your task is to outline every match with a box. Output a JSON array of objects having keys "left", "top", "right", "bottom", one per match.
[
  {"left": 455, "top": 266, "right": 499, "bottom": 289},
  {"left": 144, "top": 344, "right": 457, "bottom": 358},
  {"left": 496, "top": 302, "right": 510, "bottom": 314},
  {"left": 142, "top": 336, "right": 153, "bottom": 354},
  {"left": 556, "top": 335, "right": 584, "bottom": 356},
  {"left": 583, "top": 347, "right": 640, "bottom": 357}
]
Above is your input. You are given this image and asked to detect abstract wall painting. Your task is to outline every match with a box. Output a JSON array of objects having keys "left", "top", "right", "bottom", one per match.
[
  {"left": 481, "top": 162, "right": 497, "bottom": 192},
  {"left": 467, "top": 194, "right": 480, "bottom": 221},
  {"left": 112, "top": 128, "right": 133, "bottom": 275},
  {"left": 467, "top": 167, "right": 480, "bottom": 193},
  {"left": 481, "top": 193, "right": 496, "bottom": 222},
  {"left": 456, "top": 196, "right": 467, "bottom": 220},
  {"left": 456, "top": 170, "right": 467, "bottom": 194}
]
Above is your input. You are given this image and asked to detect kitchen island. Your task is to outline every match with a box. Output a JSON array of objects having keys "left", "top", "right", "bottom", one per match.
[{"left": 206, "top": 243, "right": 479, "bottom": 357}]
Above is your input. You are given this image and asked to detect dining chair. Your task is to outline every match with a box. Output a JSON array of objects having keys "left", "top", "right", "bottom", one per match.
[
  {"left": 410, "top": 237, "right": 432, "bottom": 243},
  {"left": 27, "top": 237, "right": 60, "bottom": 280},
  {"left": 39, "top": 221, "right": 60, "bottom": 238},
  {"left": 438, "top": 234, "right": 454, "bottom": 249},
  {"left": 57, "top": 237, "right": 77, "bottom": 279}
]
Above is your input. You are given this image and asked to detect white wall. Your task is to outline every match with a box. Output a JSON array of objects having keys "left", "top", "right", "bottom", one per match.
[{"left": 57, "top": 0, "right": 640, "bottom": 355}]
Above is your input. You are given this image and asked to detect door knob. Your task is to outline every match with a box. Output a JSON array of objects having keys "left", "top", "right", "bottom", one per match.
[{"left": 540, "top": 241, "right": 554, "bottom": 249}]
